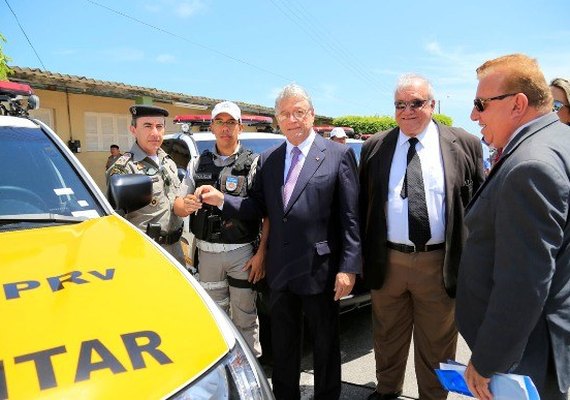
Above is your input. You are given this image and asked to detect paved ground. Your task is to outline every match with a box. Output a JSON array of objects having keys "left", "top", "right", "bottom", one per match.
[{"left": 262, "top": 305, "right": 474, "bottom": 400}]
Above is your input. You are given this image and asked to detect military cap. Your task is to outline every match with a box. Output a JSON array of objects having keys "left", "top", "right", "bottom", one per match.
[{"left": 129, "top": 104, "right": 169, "bottom": 118}]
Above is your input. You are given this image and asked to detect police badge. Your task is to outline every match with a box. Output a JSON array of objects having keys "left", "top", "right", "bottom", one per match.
[{"left": 225, "top": 175, "right": 239, "bottom": 192}]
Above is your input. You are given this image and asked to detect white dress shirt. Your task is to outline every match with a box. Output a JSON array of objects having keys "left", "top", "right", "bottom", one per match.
[{"left": 387, "top": 120, "right": 446, "bottom": 245}]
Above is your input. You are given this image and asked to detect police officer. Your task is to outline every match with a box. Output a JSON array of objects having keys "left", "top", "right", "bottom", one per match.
[
  {"left": 107, "top": 104, "right": 186, "bottom": 266},
  {"left": 105, "top": 144, "right": 122, "bottom": 170},
  {"left": 175, "top": 101, "right": 265, "bottom": 356}
]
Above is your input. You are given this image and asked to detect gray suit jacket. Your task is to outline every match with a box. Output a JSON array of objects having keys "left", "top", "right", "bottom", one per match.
[
  {"left": 359, "top": 121, "right": 484, "bottom": 297},
  {"left": 223, "top": 133, "right": 362, "bottom": 295},
  {"left": 456, "top": 113, "right": 570, "bottom": 393}
]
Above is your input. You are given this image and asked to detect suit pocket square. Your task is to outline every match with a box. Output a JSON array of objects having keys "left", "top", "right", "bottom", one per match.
[{"left": 315, "top": 241, "right": 331, "bottom": 256}]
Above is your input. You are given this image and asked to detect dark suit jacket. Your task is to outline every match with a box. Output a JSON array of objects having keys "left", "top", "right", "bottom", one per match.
[
  {"left": 359, "top": 121, "right": 484, "bottom": 297},
  {"left": 456, "top": 113, "right": 570, "bottom": 393},
  {"left": 224, "top": 133, "right": 362, "bottom": 295}
]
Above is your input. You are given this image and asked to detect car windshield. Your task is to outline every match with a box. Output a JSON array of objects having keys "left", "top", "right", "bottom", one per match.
[
  {"left": 0, "top": 124, "right": 104, "bottom": 229},
  {"left": 347, "top": 141, "right": 363, "bottom": 164},
  {"left": 196, "top": 137, "right": 285, "bottom": 155}
]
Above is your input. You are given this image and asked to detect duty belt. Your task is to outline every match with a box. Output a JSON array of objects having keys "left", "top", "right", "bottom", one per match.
[
  {"left": 156, "top": 226, "right": 184, "bottom": 245},
  {"left": 386, "top": 241, "right": 445, "bottom": 253}
]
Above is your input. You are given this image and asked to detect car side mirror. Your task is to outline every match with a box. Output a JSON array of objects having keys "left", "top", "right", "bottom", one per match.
[{"left": 108, "top": 174, "right": 152, "bottom": 214}]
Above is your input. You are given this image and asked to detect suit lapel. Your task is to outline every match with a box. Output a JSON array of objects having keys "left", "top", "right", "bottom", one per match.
[
  {"left": 438, "top": 124, "right": 458, "bottom": 225},
  {"left": 369, "top": 129, "right": 398, "bottom": 204},
  {"left": 466, "top": 114, "right": 559, "bottom": 214},
  {"left": 271, "top": 143, "right": 287, "bottom": 211},
  {"left": 284, "top": 135, "right": 326, "bottom": 214}
]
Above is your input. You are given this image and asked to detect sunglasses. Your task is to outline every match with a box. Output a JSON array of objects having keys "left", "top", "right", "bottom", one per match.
[
  {"left": 473, "top": 93, "right": 517, "bottom": 112},
  {"left": 553, "top": 100, "right": 568, "bottom": 113},
  {"left": 394, "top": 99, "right": 430, "bottom": 111}
]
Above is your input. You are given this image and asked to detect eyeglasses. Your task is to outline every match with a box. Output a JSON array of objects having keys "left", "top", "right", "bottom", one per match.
[
  {"left": 394, "top": 99, "right": 430, "bottom": 111},
  {"left": 212, "top": 119, "right": 239, "bottom": 127},
  {"left": 553, "top": 100, "right": 568, "bottom": 113},
  {"left": 276, "top": 109, "right": 311, "bottom": 122},
  {"left": 473, "top": 93, "right": 517, "bottom": 112}
]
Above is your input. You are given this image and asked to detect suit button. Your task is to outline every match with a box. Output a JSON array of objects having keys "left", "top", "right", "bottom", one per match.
[{"left": 283, "top": 217, "right": 287, "bottom": 222}]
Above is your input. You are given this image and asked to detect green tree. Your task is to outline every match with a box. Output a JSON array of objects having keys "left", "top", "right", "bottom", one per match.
[
  {"left": 333, "top": 113, "right": 453, "bottom": 137},
  {"left": 0, "top": 33, "right": 12, "bottom": 80}
]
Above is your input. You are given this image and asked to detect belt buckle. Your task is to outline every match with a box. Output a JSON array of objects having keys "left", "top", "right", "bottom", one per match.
[{"left": 412, "top": 244, "right": 428, "bottom": 252}]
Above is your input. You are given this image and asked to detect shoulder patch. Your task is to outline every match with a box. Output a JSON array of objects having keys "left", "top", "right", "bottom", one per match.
[{"left": 114, "top": 152, "right": 133, "bottom": 167}]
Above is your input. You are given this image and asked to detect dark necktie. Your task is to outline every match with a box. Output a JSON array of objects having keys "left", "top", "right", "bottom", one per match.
[
  {"left": 400, "top": 137, "right": 431, "bottom": 249},
  {"left": 283, "top": 146, "right": 302, "bottom": 207}
]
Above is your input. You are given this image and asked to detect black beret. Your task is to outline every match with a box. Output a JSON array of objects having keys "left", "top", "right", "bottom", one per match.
[{"left": 129, "top": 105, "right": 169, "bottom": 118}]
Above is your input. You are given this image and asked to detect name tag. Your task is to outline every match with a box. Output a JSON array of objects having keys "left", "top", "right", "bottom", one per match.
[{"left": 195, "top": 172, "right": 213, "bottom": 180}]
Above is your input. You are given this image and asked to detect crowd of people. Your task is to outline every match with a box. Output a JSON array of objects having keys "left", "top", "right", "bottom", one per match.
[{"left": 105, "top": 53, "right": 569, "bottom": 400}]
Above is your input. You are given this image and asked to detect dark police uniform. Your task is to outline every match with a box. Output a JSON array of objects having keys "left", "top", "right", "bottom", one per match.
[
  {"left": 106, "top": 105, "right": 185, "bottom": 266},
  {"left": 185, "top": 144, "right": 262, "bottom": 356}
]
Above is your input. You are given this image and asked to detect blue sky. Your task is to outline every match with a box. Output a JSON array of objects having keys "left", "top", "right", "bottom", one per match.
[{"left": 2, "top": 0, "right": 569, "bottom": 140}]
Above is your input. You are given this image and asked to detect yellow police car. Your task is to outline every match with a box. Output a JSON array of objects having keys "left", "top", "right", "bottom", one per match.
[{"left": 0, "top": 81, "right": 273, "bottom": 399}]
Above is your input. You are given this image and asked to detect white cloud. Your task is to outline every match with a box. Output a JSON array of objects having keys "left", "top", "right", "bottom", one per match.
[
  {"left": 268, "top": 87, "right": 281, "bottom": 103},
  {"left": 425, "top": 41, "right": 443, "bottom": 57},
  {"left": 144, "top": 0, "right": 207, "bottom": 18},
  {"left": 101, "top": 48, "right": 145, "bottom": 62},
  {"left": 176, "top": 0, "right": 206, "bottom": 18},
  {"left": 156, "top": 54, "right": 176, "bottom": 63}
]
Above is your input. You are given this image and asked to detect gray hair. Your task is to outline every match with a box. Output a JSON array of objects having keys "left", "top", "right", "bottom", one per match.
[
  {"left": 274, "top": 83, "right": 314, "bottom": 113},
  {"left": 551, "top": 78, "right": 570, "bottom": 105},
  {"left": 394, "top": 73, "right": 435, "bottom": 100}
]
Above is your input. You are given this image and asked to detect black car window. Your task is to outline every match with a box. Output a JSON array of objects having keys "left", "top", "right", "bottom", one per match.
[{"left": 0, "top": 125, "right": 104, "bottom": 221}]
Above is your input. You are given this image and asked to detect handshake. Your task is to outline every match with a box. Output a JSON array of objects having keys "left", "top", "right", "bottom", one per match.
[{"left": 180, "top": 185, "right": 225, "bottom": 216}]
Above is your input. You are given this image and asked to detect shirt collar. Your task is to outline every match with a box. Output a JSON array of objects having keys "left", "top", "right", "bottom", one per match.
[
  {"left": 504, "top": 113, "right": 551, "bottom": 150},
  {"left": 286, "top": 129, "right": 316, "bottom": 157},
  {"left": 130, "top": 142, "right": 167, "bottom": 164},
  {"left": 397, "top": 120, "right": 437, "bottom": 148},
  {"left": 212, "top": 143, "right": 241, "bottom": 160}
]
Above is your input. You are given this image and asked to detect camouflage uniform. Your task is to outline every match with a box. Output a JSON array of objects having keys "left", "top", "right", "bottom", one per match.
[{"left": 107, "top": 142, "right": 185, "bottom": 265}]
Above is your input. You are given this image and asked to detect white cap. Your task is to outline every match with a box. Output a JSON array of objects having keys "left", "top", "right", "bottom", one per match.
[
  {"left": 211, "top": 101, "right": 241, "bottom": 121},
  {"left": 330, "top": 127, "right": 347, "bottom": 139}
]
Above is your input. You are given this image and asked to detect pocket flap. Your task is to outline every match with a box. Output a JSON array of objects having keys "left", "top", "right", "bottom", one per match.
[{"left": 315, "top": 241, "right": 330, "bottom": 256}]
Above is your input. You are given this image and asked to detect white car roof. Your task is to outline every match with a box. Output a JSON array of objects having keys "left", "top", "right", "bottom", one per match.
[
  {"left": 0, "top": 116, "right": 39, "bottom": 128},
  {"left": 191, "top": 131, "right": 285, "bottom": 141}
]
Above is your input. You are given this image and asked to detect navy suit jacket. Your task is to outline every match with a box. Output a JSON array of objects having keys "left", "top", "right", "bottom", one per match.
[
  {"left": 456, "top": 113, "right": 570, "bottom": 393},
  {"left": 359, "top": 122, "right": 484, "bottom": 297},
  {"left": 223, "top": 133, "right": 362, "bottom": 295}
]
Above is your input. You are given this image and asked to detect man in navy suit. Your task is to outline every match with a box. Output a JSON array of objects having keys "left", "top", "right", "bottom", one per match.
[
  {"left": 457, "top": 54, "right": 570, "bottom": 400},
  {"left": 197, "top": 83, "right": 361, "bottom": 400}
]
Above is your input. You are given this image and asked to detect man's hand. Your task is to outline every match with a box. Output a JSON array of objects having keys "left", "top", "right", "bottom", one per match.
[
  {"left": 334, "top": 272, "right": 355, "bottom": 301},
  {"left": 464, "top": 360, "right": 493, "bottom": 400},
  {"left": 194, "top": 185, "right": 224, "bottom": 207},
  {"left": 182, "top": 194, "right": 202, "bottom": 214},
  {"left": 243, "top": 246, "right": 266, "bottom": 284}
]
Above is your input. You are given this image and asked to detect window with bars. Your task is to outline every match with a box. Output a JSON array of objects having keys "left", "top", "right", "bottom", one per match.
[{"left": 84, "top": 112, "right": 178, "bottom": 152}]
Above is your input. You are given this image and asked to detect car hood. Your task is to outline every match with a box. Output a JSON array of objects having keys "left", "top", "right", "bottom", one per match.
[{"left": 0, "top": 215, "right": 228, "bottom": 399}]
